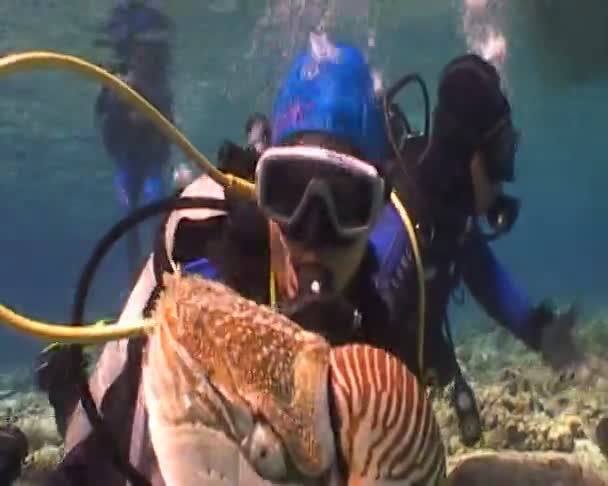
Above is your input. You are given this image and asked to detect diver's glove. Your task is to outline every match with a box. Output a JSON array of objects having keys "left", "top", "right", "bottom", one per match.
[
  {"left": 0, "top": 424, "right": 28, "bottom": 485},
  {"left": 530, "top": 300, "right": 584, "bottom": 371}
]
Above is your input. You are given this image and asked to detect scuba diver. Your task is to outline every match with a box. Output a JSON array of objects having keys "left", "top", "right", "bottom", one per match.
[
  {"left": 394, "top": 53, "right": 584, "bottom": 376},
  {"left": 33, "top": 35, "right": 585, "bottom": 484},
  {"left": 94, "top": 0, "right": 174, "bottom": 283},
  {"left": 37, "top": 35, "right": 418, "bottom": 486}
]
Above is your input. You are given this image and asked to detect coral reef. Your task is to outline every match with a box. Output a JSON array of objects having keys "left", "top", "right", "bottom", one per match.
[
  {"left": 434, "top": 362, "right": 607, "bottom": 456},
  {"left": 436, "top": 312, "right": 608, "bottom": 482}
]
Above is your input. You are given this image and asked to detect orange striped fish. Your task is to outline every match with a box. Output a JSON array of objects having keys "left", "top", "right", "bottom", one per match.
[{"left": 329, "top": 344, "right": 447, "bottom": 486}]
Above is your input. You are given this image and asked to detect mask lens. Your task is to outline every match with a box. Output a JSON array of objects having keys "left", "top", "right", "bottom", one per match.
[
  {"left": 261, "top": 160, "right": 310, "bottom": 220},
  {"left": 324, "top": 172, "right": 375, "bottom": 228},
  {"left": 259, "top": 155, "right": 381, "bottom": 233}
]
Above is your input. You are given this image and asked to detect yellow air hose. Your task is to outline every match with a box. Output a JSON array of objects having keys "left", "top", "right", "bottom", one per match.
[
  {"left": 0, "top": 50, "right": 427, "bottom": 380},
  {"left": 390, "top": 192, "right": 426, "bottom": 379},
  {"left": 0, "top": 303, "right": 155, "bottom": 344}
]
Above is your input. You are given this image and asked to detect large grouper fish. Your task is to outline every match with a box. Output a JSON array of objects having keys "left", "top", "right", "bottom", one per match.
[{"left": 141, "top": 272, "right": 447, "bottom": 486}]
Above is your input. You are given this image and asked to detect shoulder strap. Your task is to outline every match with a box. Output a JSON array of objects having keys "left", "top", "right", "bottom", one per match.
[{"left": 368, "top": 201, "right": 412, "bottom": 315}]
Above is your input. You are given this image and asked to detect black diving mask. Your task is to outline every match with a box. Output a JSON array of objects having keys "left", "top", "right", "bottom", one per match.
[{"left": 256, "top": 146, "right": 385, "bottom": 242}]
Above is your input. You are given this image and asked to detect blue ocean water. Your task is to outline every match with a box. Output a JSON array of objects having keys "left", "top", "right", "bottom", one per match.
[{"left": 0, "top": 0, "right": 606, "bottom": 372}]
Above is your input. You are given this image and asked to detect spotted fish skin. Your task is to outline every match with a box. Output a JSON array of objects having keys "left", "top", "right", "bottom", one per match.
[
  {"left": 146, "top": 272, "right": 336, "bottom": 480},
  {"left": 328, "top": 344, "right": 447, "bottom": 485}
]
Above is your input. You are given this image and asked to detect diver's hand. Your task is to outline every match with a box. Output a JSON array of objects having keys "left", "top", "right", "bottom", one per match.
[{"left": 538, "top": 302, "right": 585, "bottom": 372}]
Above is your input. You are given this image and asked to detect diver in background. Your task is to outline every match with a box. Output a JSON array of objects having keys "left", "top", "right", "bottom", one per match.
[
  {"left": 94, "top": 0, "right": 174, "bottom": 283},
  {"left": 2, "top": 4, "right": 173, "bottom": 485},
  {"left": 28, "top": 0, "right": 175, "bottom": 473},
  {"left": 379, "top": 52, "right": 586, "bottom": 444},
  {"left": 399, "top": 53, "right": 583, "bottom": 378}
]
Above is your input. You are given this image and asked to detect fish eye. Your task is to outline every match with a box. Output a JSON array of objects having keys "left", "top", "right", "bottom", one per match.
[{"left": 243, "top": 422, "right": 288, "bottom": 481}]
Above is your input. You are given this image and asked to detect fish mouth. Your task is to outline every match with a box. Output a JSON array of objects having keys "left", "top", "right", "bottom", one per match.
[{"left": 145, "top": 417, "right": 274, "bottom": 486}]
